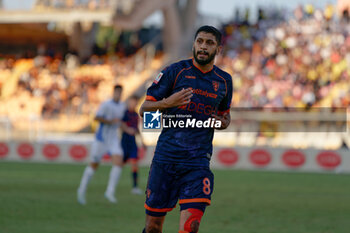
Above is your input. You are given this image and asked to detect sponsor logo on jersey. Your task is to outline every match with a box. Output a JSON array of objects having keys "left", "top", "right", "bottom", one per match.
[
  {"left": 191, "top": 88, "right": 217, "bottom": 99},
  {"left": 178, "top": 101, "right": 217, "bottom": 116}
]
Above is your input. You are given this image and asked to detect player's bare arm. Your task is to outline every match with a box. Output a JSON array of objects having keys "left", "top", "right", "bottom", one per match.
[
  {"left": 212, "top": 112, "right": 231, "bottom": 130},
  {"left": 120, "top": 122, "right": 136, "bottom": 135},
  {"left": 139, "top": 88, "right": 193, "bottom": 116},
  {"left": 135, "top": 120, "right": 147, "bottom": 149},
  {"left": 94, "top": 116, "right": 120, "bottom": 125}
]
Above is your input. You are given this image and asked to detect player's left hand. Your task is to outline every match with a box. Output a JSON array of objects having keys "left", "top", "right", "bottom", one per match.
[
  {"left": 211, "top": 112, "right": 230, "bottom": 129},
  {"left": 127, "top": 128, "right": 137, "bottom": 135}
]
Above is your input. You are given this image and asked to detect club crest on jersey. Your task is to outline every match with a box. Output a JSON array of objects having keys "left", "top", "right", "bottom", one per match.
[
  {"left": 212, "top": 81, "right": 219, "bottom": 92},
  {"left": 154, "top": 72, "right": 163, "bottom": 84}
]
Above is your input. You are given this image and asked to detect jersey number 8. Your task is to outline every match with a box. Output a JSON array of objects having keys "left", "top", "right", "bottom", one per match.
[{"left": 202, "top": 177, "right": 211, "bottom": 195}]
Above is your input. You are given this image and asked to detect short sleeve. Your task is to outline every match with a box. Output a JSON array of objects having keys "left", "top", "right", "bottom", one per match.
[
  {"left": 218, "top": 76, "right": 233, "bottom": 115},
  {"left": 95, "top": 102, "right": 107, "bottom": 117},
  {"left": 145, "top": 66, "right": 177, "bottom": 101}
]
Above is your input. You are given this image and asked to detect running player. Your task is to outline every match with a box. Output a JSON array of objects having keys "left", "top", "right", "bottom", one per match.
[
  {"left": 121, "top": 95, "right": 145, "bottom": 195},
  {"left": 77, "top": 85, "right": 125, "bottom": 205},
  {"left": 139, "top": 26, "right": 232, "bottom": 233}
]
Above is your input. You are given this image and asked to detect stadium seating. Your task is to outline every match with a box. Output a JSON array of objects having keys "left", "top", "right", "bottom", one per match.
[{"left": 0, "top": 4, "right": 349, "bottom": 149}]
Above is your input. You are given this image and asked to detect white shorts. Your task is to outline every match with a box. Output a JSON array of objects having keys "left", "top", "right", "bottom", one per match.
[{"left": 90, "top": 138, "right": 123, "bottom": 163}]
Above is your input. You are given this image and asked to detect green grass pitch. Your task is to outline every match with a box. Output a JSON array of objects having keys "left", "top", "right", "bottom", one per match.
[{"left": 1, "top": 161, "right": 350, "bottom": 233}]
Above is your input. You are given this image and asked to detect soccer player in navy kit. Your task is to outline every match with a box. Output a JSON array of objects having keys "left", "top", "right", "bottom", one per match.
[
  {"left": 139, "top": 26, "right": 232, "bottom": 233},
  {"left": 121, "top": 95, "right": 145, "bottom": 195}
]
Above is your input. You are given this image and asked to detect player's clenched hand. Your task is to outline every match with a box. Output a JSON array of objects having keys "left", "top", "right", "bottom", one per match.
[
  {"left": 126, "top": 127, "right": 137, "bottom": 135},
  {"left": 163, "top": 88, "right": 193, "bottom": 108},
  {"left": 212, "top": 112, "right": 231, "bottom": 129},
  {"left": 111, "top": 118, "right": 120, "bottom": 124}
]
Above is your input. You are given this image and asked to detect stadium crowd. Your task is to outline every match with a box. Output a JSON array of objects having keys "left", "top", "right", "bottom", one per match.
[
  {"left": 0, "top": 26, "right": 161, "bottom": 122},
  {"left": 34, "top": 0, "right": 129, "bottom": 10},
  {"left": 0, "top": 4, "right": 349, "bottom": 138},
  {"left": 218, "top": 5, "right": 350, "bottom": 109},
  {"left": 0, "top": 55, "right": 117, "bottom": 118}
]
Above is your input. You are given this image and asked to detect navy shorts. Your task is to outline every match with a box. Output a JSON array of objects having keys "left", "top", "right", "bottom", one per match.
[
  {"left": 144, "top": 160, "right": 214, "bottom": 216},
  {"left": 122, "top": 137, "right": 138, "bottom": 162}
]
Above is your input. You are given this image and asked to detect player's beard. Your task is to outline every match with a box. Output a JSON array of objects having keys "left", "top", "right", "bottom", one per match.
[{"left": 193, "top": 48, "right": 216, "bottom": 65}]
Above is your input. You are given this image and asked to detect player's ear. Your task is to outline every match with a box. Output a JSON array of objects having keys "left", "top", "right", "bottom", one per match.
[{"left": 217, "top": 45, "right": 223, "bottom": 55}]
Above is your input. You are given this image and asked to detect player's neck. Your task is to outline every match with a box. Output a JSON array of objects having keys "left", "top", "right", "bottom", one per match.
[{"left": 192, "top": 58, "right": 214, "bottom": 73}]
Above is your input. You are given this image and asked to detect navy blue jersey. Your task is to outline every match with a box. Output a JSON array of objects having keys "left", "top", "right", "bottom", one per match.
[
  {"left": 123, "top": 110, "right": 139, "bottom": 129},
  {"left": 146, "top": 59, "right": 233, "bottom": 167},
  {"left": 122, "top": 110, "right": 139, "bottom": 141}
]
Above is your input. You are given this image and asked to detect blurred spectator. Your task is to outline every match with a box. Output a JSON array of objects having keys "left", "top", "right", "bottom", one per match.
[
  {"left": 35, "top": 0, "right": 123, "bottom": 10},
  {"left": 0, "top": 23, "right": 162, "bottom": 121},
  {"left": 1, "top": 4, "right": 348, "bottom": 133},
  {"left": 219, "top": 4, "right": 350, "bottom": 109}
]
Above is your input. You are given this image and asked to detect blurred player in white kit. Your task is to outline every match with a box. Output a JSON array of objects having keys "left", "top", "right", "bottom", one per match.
[{"left": 77, "top": 84, "right": 126, "bottom": 205}]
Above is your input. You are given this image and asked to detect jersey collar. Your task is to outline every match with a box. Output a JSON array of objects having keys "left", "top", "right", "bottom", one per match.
[
  {"left": 191, "top": 58, "right": 214, "bottom": 74},
  {"left": 112, "top": 99, "right": 120, "bottom": 104}
]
